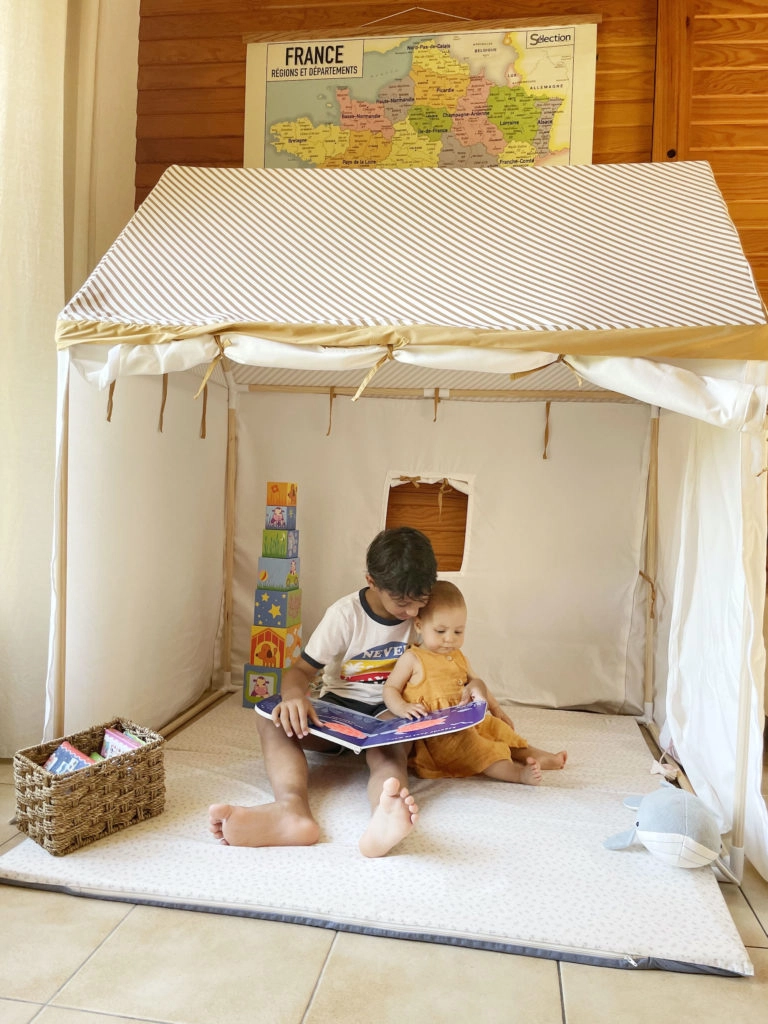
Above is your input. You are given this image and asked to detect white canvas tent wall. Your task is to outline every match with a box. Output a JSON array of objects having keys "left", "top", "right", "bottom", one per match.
[{"left": 47, "top": 161, "right": 768, "bottom": 881}]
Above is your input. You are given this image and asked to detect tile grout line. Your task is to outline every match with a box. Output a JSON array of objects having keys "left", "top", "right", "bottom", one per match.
[
  {"left": 32, "top": 903, "right": 142, "bottom": 1016},
  {"left": 300, "top": 929, "right": 340, "bottom": 1023},
  {"left": 25, "top": 998, "right": 170, "bottom": 1024},
  {"left": 737, "top": 876, "right": 768, "bottom": 942}
]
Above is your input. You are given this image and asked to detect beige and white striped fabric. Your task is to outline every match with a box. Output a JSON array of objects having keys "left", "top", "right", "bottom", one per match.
[{"left": 57, "top": 161, "right": 768, "bottom": 359}]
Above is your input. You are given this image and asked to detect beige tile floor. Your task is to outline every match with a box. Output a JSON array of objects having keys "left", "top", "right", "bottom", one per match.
[{"left": 1, "top": 746, "right": 767, "bottom": 1024}]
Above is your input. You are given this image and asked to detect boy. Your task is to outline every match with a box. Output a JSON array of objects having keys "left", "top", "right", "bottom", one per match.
[{"left": 208, "top": 526, "right": 437, "bottom": 857}]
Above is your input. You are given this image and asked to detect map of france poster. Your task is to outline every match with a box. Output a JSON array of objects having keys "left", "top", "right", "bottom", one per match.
[{"left": 244, "top": 20, "right": 598, "bottom": 169}]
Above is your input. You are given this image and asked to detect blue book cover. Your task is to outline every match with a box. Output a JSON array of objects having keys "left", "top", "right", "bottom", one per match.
[{"left": 254, "top": 695, "right": 487, "bottom": 753}]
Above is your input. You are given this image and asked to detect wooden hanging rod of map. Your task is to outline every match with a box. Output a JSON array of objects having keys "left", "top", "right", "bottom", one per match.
[{"left": 244, "top": 16, "right": 602, "bottom": 45}]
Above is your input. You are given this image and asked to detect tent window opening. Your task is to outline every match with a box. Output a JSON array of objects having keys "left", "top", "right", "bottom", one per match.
[{"left": 385, "top": 479, "right": 468, "bottom": 573}]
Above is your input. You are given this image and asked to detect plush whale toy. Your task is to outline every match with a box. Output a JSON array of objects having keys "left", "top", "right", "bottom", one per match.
[{"left": 604, "top": 781, "right": 725, "bottom": 871}]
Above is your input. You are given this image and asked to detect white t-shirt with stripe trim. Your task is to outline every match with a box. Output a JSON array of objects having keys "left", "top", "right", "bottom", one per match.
[{"left": 303, "top": 589, "right": 414, "bottom": 706}]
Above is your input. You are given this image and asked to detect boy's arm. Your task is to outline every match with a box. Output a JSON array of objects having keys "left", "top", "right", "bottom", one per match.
[
  {"left": 383, "top": 652, "right": 428, "bottom": 719},
  {"left": 271, "top": 658, "right": 322, "bottom": 738}
]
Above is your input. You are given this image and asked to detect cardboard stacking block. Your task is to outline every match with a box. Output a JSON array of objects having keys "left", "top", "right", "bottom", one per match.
[
  {"left": 266, "top": 481, "right": 297, "bottom": 506},
  {"left": 262, "top": 529, "right": 299, "bottom": 559},
  {"left": 250, "top": 624, "right": 302, "bottom": 668},
  {"left": 265, "top": 504, "right": 297, "bottom": 530},
  {"left": 253, "top": 588, "right": 302, "bottom": 628},
  {"left": 243, "top": 665, "right": 282, "bottom": 708},
  {"left": 257, "top": 556, "right": 300, "bottom": 591}
]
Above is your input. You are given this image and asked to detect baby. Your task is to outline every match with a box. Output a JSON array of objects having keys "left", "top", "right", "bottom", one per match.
[{"left": 383, "top": 581, "right": 567, "bottom": 785}]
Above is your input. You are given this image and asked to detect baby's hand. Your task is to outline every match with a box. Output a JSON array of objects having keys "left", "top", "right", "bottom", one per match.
[
  {"left": 401, "top": 702, "right": 429, "bottom": 720},
  {"left": 460, "top": 680, "right": 488, "bottom": 705}
]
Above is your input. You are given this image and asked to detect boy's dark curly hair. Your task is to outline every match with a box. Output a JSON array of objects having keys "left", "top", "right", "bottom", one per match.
[{"left": 366, "top": 527, "right": 437, "bottom": 599}]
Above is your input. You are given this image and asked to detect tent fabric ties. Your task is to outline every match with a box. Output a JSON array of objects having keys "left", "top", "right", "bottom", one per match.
[
  {"left": 194, "top": 334, "right": 230, "bottom": 400},
  {"left": 437, "top": 477, "right": 451, "bottom": 517},
  {"left": 397, "top": 475, "right": 452, "bottom": 518},
  {"left": 199, "top": 383, "right": 208, "bottom": 439},
  {"left": 543, "top": 400, "right": 552, "bottom": 459},
  {"left": 158, "top": 373, "right": 168, "bottom": 432},
  {"left": 326, "top": 387, "right": 336, "bottom": 436},
  {"left": 106, "top": 380, "right": 115, "bottom": 422},
  {"left": 639, "top": 570, "right": 657, "bottom": 619},
  {"left": 509, "top": 356, "right": 562, "bottom": 383},
  {"left": 195, "top": 334, "right": 228, "bottom": 438},
  {"left": 560, "top": 355, "right": 584, "bottom": 388},
  {"left": 352, "top": 342, "right": 403, "bottom": 401}
]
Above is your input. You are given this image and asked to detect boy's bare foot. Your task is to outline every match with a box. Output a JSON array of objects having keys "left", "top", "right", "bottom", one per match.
[
  {"left": 358, "top": 777, "right": 419, "bottom": 858},
  {"left": 208, "top": 802, "right": 320, "bottom": 848}
]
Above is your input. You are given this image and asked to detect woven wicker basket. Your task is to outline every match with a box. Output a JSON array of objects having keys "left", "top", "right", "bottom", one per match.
[{"left": 13, "top": 718, "right": 165, "bottom": 856}]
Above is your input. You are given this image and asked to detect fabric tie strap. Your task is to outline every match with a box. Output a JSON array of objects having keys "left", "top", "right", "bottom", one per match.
[
  {"left": 639, "top": 570, "right": 656, "bottom": 619},
  {"left": 352, "top": 341, "right": 406, "bottom": 401},
  {"left": 326, "top": 387, "right": 336, "bottom": 436},
  {"left": 158, "top": 373, "right": 168, "bottom": 432},
  {"left": 194, "top": 334, "right": 230, "bottom": 399}
]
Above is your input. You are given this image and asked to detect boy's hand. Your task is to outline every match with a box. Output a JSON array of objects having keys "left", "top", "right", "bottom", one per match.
[{"left": 271, "top": 695, "right": 321, "bottom": 739}]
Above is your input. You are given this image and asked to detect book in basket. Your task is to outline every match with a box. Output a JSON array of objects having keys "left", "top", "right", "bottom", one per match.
[{"left": 254, "top": 694, "right": 487, "bottom": 753}]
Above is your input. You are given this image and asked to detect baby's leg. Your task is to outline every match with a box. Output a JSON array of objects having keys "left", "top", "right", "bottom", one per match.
[
  {"left": 483, "top": 756, "right": 542, "bottom": 786},
  {"left": 208, "top": 714, "right": 320, "bottom": 848},
  {"left": 358, "top": 742, "right": 419, "bottom": 858},
  {"left": 511, "top": 745, "right": 567, "bottom": 770}
]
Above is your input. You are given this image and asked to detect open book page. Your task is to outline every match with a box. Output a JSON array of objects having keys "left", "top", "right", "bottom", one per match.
[{"left": 253, "top": 695, "right": 487, "bottom": 753}]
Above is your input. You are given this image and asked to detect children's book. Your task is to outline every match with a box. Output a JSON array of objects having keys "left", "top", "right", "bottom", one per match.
[
  {"left": 100, "top": 727, "right": 144, "bottom": 758},
  {"left": 43, "top": 741, "right": 95, "bottom": 774},
  {"left": 254, "top": 695, "right": 487, "bottom": 754}
]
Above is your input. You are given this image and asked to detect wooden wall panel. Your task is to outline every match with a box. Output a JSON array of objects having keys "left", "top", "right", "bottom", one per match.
[
  {"left": 135, "top": 1, "right": 766, "bottom": 303},
  {"left": 684, "top": 1, "right": 768, "bottom": 300},
  {"left": 136, "top": 0, "right": 658, "bottom": 201}
]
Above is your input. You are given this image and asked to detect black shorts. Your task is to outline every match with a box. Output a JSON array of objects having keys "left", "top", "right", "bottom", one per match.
[{"left": 319, "top": 691, "right": 388, "bottom": 718}]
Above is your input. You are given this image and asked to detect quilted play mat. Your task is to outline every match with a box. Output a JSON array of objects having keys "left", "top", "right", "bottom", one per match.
[{"left": 0, "top": 694, "right": 752, "bottom": 976}]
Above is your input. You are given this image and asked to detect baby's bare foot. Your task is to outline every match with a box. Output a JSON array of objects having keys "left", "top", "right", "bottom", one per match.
[
  {"left": 208, "top": 802, "right": 319, "bottom": 848},
  {"left": 539, "top": 750, "right": 567, "bottom": 770},
  {"left": 521, "top": 757, "right": 543, "bottom": 785},
  {"left": 358, "top": 777, "right": 419, "bottom": 858},
  {"left": 519, "top": 746, "right": 567, "bottom": 771}
]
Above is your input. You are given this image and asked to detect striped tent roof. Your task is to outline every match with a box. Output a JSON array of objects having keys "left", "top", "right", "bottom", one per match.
[{"left": 57, "top": 161, "right": 768, "bottom": 360}]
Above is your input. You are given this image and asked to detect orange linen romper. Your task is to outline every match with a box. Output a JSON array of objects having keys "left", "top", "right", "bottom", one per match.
[{"left": 404, "top": 646, "right": 528, "bottom": 779}]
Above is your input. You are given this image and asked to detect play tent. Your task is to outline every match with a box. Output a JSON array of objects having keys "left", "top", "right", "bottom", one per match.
[{"left": 47, "top": 160, "right": 768, "bottom": 880}]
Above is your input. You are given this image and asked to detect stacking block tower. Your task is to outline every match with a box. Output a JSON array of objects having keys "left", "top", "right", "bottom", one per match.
[{"left": 243, "top": 481, "right": 302, "bottom": 708}]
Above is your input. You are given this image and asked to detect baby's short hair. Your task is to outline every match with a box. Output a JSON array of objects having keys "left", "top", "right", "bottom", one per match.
[{"left": 419, "top": 580, "right": 466, "bottom": 619}]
